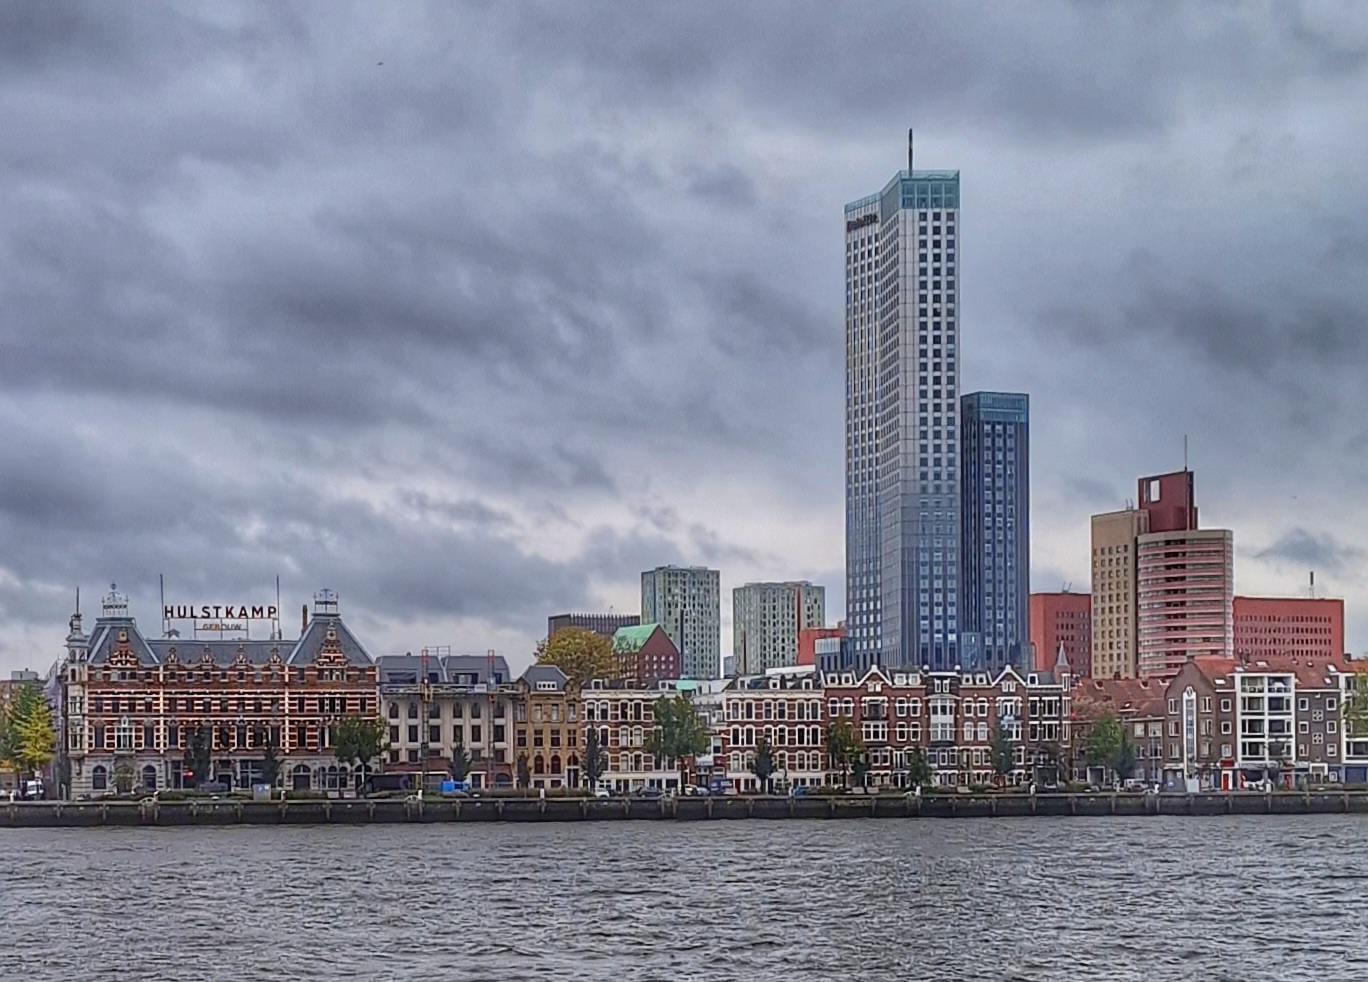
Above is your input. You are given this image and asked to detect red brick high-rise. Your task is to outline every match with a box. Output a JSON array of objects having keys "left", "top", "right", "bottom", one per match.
[
  {"left": 1138, "top": 470, "right": 1197, "bottom": 533},
  {"left": 1030, "top": 592, "right": 1092, "bottom": 677},
  {"left": 1233, "top": 596, "right": 1345, "bottom": 662}
]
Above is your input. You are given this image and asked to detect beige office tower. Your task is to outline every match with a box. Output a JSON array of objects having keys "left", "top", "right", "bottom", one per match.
[{"left": 1090, "top": 508, "right": 1149, "bottom": 679}]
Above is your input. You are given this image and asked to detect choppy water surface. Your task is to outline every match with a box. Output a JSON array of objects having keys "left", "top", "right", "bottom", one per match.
[{"left": 3, "top": 816, "right": 1367, "bottom": 981}]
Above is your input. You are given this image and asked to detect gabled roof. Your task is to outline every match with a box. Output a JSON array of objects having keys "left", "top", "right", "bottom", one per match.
[
  {"left": 612, "top": 623, "right": 669, "bottom": 652},
  {"left": 724, "top": 669, "right": 819, "bottom": 692},
  {"left": 87, "top": 620, "right": 160, "bottom": 666},
  {"left": 1237, "top": 655, "right": 1349, "bottom": 690},
  {"left": 375, "top": 653, "right": 512, "bottom": 685},
  {"left": 1072, "top": 677, "right": 1167, "bottom": 718},
  {"left": 519, "top": 664, "right": 569, "bottom": 690},
  {"left": 287, "top": 614, "right": 373, "bottom": 666}
]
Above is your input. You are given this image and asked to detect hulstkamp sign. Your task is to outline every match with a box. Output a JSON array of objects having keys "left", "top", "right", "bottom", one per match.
[{"left": 164, "top": 605, "right": 279, "bottom": 621}]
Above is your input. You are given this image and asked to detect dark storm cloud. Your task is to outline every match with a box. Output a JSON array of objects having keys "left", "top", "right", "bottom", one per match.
[
  {"left": 1047, "top": 261, "right": 1368, "bottom": 379},
  {"left": 4, "top": 2, "right": 1368, "bottom": 666},
  {"left": 510, "top": 2, "right": 1368, "bottom": 140},
  {"left": 1255, "top": 529, "right": 1366, "bottom": 579}
]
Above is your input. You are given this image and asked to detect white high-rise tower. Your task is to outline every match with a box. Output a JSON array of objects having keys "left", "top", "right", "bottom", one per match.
[{"left": 845, "top": 132, "right": 965, "bottom": 671}]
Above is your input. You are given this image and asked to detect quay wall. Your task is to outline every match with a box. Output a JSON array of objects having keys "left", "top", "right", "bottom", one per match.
[{"left": 5, "top": 792, "right": 1368, "bottom": 828}]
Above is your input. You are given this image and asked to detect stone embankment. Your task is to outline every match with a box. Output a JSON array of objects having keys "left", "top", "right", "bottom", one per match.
[{"left": 4, "top": 791, "right": 1368, "bottom": 827}]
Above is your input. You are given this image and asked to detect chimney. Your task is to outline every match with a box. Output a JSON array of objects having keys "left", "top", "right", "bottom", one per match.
[{"left": 301, "top": 604, "right": 308, "bottom": 632}]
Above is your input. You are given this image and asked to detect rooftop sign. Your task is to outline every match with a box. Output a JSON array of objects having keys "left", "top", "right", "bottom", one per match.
[{"left": 164, "top": 605, "right": 279, "bottom": 621}]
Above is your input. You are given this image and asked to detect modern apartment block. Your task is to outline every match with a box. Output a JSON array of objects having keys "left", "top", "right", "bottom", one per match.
[
  {"left": 641, "top": 566, "right": 721, "bottom": 680},
  {"left": 1090, "top": 508, "right": 1148, "bottom": 679},
  {"left": 1233, "top": 596, "right": 1345, "bottom": 661},
  {"left": 845, "top": 132, "right": 963, "bottom": 672},
  {"left": 1029, "top": 591, "right": 1092, "bottom": 678},
  {"left": 732, "top": 582, "right": 826, "bottom": 675},
  {"left": 1136, "top": 528, "right": 1235, "bottom": 676},
  {"left": 960, "top": 392, "right": 1029, "bottom": 673},
  {"left": 1090, "top": 469, "right": 1233, "bottom": 680},
  {"left": 547, "top": 612, "right": 640, "bottom": 640}
]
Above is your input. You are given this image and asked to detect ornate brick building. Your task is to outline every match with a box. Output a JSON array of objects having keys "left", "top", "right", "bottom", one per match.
[
  {"left": 820, "top": 663, "right": 1072, "bottom": 788},
  {"left": 62, "top": 587, "right": 378, "bottom": 797},
  {"left": 718, "top": 667, "right": 826, "bottom": 792}
]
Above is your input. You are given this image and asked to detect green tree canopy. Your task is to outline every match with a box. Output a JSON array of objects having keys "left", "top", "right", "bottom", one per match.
[
  {"left": 535, "top": 629, "right": 616, "bottom": 687},
  {"left": 259, "top": 728, "right": 281, "bottom": 787},
  {"left": 750, "top": 736, "right": 776, "bottom": 794},
  {"left": 826, "top": 719, "right": 863, "bottom": 788},
  {"left": 1113, "top": 732, "right": 1137, "bottom": 782},
  {"left": 335, "top": 715, "right": 389, "bottom": 775},
  {"left": 8, "top": 684, "right": 55, "bottom": 778},
  {"left": 645, "top": 694, "right": 710, "bottom": 788},
  {"left": 182, "top": 723, "right": 212, "bottom": 787},
  {"left": 990, "top": 719, "right": 1015, "bottom": 781},
  {"left": 583, "top": 727, "right": 604, "bottom": 788},
  {"left": 1086, "top": 712, "right": 1123, "bottom": 771},
  {"left": 449, "top": 735, "right": 472, "bottom": 783},
  {"left": 905, "top": 746, "right": 932, "bottom": 789}
]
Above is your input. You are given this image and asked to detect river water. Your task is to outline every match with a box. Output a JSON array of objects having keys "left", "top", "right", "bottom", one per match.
[{"left": 1, "top": 816, "right": 1365, "bottom": 981}]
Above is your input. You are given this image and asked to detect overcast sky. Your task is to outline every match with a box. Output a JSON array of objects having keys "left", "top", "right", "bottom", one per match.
[{"left": 3, "top": 1, "right": 1368, "bottom": 674}]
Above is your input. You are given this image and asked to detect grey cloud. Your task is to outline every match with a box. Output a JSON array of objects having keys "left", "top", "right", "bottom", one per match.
[
  {"left": 6, "top": 3, "right": 1368, "bottom": 669},
  {"left": 1255, "top": 529, "right": 1366, "bottom": 578}
]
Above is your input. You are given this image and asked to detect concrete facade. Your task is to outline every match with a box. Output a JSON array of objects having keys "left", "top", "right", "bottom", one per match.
[
  {"left": 731, "top": 581, "right": 826, "bottom": 675},
  {"left": 1136, "top": 528, "right": 1234, "bottom": 677},
  {"left": 377, "top": 652, "right": 516, "bottom": 789},
  {"left": 641, "top": 566, "right": 721, "bottom": 680},
  {"left": 1091, "top": 508, "right": 1148, "bottom": 679}
]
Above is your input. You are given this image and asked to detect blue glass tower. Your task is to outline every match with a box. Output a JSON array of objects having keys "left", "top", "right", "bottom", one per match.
[
  {"left": 845, "top": 136, "right": 963, "bottom": 671},
  {"left": 959, "top": 392, "right": 1030, "bottom": 673}
]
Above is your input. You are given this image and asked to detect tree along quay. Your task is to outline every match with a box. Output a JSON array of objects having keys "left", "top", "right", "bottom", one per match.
[{"left": 8, "top": 792, "right": 1368, "bottom": 827}]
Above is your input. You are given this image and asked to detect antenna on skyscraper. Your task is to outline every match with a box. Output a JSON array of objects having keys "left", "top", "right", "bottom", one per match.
[
  {"left": 1183, "top": 434, "right": 1189, "bottom": 471},
  {"left": 908, "top": 128, "right": 914, "bottom": 172},
  {"left": 1310, "top": 570, "right": 1317, "bottom": 599}
]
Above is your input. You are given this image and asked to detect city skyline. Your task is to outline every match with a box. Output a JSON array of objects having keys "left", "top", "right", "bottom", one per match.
[{"left": 5, "top": 5, "right": 1368, "bottom": 674}]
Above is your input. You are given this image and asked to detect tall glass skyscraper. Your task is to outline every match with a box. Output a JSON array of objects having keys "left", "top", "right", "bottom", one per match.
[
  {"left": 845, "top": 135, "right": 963, "bottom": 671},
  {"left": 960, "top": 391, "right": 1030, "bottom": 673}
]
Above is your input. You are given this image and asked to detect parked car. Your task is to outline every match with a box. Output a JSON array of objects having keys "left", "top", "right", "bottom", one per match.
[
  {"left": 789, "top": 785, "right": 811, "bottom": 798},
  {"left": 635, "top": 787, "right": 665, "bottom": 799},
  {"left": 593, "top": 787, "right": 612, "bottom": 798}
]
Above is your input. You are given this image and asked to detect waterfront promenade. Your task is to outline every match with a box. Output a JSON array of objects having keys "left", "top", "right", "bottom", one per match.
[{"left": 7, "top": 790, "right": 1368, "bottom": 827}]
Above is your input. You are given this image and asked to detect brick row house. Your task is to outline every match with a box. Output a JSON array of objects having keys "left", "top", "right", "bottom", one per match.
[
  {"left": 582, "top": 679, "right": 689, "bottom": 792},
  {"left": 1145, "top": 656, "right": 1351, "bottom": 790},
  {"left": 821, "top": 664, "right": 1073, "bottom": 788},
  {"left": 717, "top": 667, "right": 826, "bottom": 793},
  {"left": 512, "top": 665, "right": 582, "bottom": 789},
  {"left": 62, "top": 588, "right": 378, "bottom": 797},
  {"left": 1071, "top": 677, "right": 1167, "bottom": 785}
]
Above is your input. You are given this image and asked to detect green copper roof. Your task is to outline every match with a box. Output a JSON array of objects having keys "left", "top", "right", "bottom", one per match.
[{"left": 612, "top": 623, "right": 661, "bottom": 652}]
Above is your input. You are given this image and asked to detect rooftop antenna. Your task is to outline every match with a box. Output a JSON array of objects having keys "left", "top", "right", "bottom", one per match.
[
  {"left": 1184, "top": 434, "right": 1189, "bottom": 472},
  {"left": 1310, "top": 570, "right": 1317, "bottom": 599},
  {"left": 907, "top": 127, "right": 914, "bottom": 172},
  {"left": 160, "top": 573, "right": 167, "bottom": 636}
]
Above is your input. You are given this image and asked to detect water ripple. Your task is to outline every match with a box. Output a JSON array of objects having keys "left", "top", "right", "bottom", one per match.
[{"left": 1, "top": 817, "right": 1366, "bottom": 980}]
